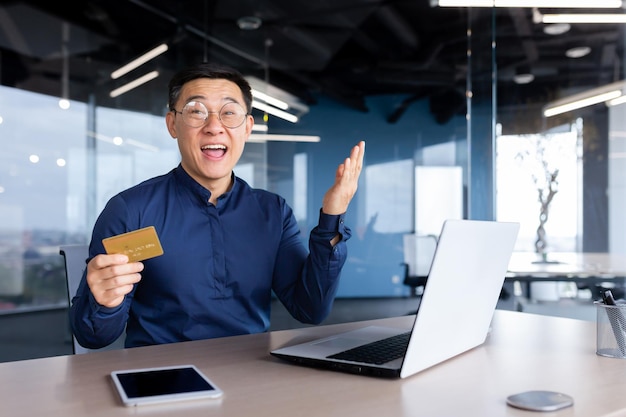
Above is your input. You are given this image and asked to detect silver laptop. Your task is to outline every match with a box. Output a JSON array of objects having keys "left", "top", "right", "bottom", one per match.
[{"left": 271, "top": 219, "right": 520, "bottom": 379}]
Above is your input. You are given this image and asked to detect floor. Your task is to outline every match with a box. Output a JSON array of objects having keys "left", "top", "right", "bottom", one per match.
[{"left": 0, "top": 289, "right": 599, "bottom": 364}]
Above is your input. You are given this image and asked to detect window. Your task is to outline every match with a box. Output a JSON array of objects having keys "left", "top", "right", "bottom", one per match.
[{"left": 496, "top": 122, "right": 581, "bottom": 253}]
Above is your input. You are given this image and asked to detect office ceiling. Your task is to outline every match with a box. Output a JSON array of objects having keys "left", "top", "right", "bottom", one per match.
[{"left": 1, "top": 1, "right": 624, "bottom": 125}]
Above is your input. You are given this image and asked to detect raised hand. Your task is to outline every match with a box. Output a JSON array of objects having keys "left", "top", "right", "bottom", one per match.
[{"left": 322, "top": 141, "right": 365, "bottom": 215}]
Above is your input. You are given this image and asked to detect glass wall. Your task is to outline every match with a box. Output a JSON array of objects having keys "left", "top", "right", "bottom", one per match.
[
  {"left": 492, "top": 10, "right": 626, "bottom": 258},
  {"left": 0, "top": 87, "right": 277, "bottom": 312},
  {"left": 0, "top": 85, "right": 472, "bottom": 314},
  {"left": 0, "top": 87, "right": 89, "bottom": 309},
  {"left": 496, "top": 122, "right": 582, "bottom": 253},
  {"left": 1, "top": 5, "right": 625, "bottom": 361}
]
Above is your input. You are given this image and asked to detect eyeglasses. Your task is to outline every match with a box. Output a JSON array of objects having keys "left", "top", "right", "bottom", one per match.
[{"left": 172, "top": 101, "right": 248, "bottom": 129}]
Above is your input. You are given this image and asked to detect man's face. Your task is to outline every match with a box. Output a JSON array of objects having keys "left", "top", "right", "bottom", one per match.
[{"left": 165, "top": 78, "right": 253, "bottom": 190}]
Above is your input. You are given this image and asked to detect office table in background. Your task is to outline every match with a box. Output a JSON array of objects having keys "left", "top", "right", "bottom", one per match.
[
  {"left": 2, "top": 310, "right": 626, "bottom": 417},
  {"left": 506, "top": 252, "right": 626, "bottom": 284},
  {"left": 506, "top": 252, "right": 626, "bottom": 302}
]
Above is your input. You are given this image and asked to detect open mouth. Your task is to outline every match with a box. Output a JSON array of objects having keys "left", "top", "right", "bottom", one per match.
[{"left": 201, "top": 144, "right": 227, "bottom": 158}]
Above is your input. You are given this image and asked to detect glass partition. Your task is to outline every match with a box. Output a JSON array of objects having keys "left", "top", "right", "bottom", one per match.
[{"left": 4, "top": 4, "right": 624, "bottom": 361}]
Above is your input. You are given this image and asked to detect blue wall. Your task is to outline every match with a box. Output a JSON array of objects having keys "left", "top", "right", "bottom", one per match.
[{"left": 266, "top": 94, "right": 471, "bottom": 297}]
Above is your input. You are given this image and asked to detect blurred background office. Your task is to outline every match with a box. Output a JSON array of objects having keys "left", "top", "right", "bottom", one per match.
[{"left": 1, "top": 0, "right": 625, "bottom": 361}]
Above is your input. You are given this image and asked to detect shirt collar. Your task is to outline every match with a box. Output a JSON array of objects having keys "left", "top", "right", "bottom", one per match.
[{"left": 173, "top": 164, "right": 238, "bottom": 204}]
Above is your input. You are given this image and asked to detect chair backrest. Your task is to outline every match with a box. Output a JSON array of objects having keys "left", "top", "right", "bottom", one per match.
[
  {"left": 402, "top": 234, "right": 438, "bottom": 296},
  {"left": 59, "top": 244, "right": 90, "bottom": 354},
  {"left": 59, "top": 244, "right": 125, "bottom": 354}
]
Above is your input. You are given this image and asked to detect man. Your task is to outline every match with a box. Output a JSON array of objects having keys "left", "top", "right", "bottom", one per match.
[{"left": 69, "top": 62, "right": 365, "bottom": 349}]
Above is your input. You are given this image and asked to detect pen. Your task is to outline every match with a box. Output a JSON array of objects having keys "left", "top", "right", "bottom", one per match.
[{"left": 601, "top": 290, "right": 626, "bottom": 355}]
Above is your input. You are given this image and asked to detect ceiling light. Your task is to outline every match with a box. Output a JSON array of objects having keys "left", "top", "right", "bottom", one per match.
[
  {"left": 513, "top": 67, "right": 534, "bottom": 84},
  {"left": 237, "top": 16, "right": 262, "bottom": 30},
  {"left": 111, "top": 43, "right": 168, "bottom": 79},
  {"left": 565, "top": 46, "right": 591, "bottom": 58},
  {"left": 252, "top": 101, "right": 299, "bottom": 123},
  {"left": 245, "top": 76, "right": 310, "bottom": 124},
  {"left": 607, "top": 95, "right": 626, "bottom": 106},
  {"left": 513, "top": 74, "right": 535, "bottom": 84},
  {"left": 252, "top": 123, "right": 269, "bottom": 132},
  {"left": 58, "top": 99, "right": 70, "bottom": 110},
  {"left": 434, "top": 0, "right": 621, "bottom": 6},
  {"left": 248, "top": 134, "right": 321, "bottom": 143},
  {"left": 543, "top": 23, "right": 571, "bottom": 35},
  {"left": 87, "top": 131, "right": 160, "bottom": 151},
  {"left": 543, "top": 80, "right": 626, "bottom": 117},
  {"left": 251, "top": 89, "right": 289, "bottom": 110},
  {"left": 252, "top": 116, "right": 269, "bottom": 132},
  {"left": 544, "top": 91, "right": 621, "bottom": 117},
  {"left": 540, "top": 13, "right": 626, "bottom": 24},
  {"left": 110, "top": 71, "right": 159, "bottom": 98}
]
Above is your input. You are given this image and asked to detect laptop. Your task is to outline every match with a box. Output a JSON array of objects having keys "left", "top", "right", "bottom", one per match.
[{"left": 270, "top": 219, "right": 520, "bottom": 379}]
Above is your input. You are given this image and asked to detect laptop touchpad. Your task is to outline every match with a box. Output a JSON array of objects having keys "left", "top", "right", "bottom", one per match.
[{"left": 313, "top": 337, "right": 362, "bottom": 349}]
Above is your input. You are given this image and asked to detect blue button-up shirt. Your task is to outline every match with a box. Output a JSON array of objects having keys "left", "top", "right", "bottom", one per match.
[{"left": 70, "top": 165, "right": 350, "bottom": 348}]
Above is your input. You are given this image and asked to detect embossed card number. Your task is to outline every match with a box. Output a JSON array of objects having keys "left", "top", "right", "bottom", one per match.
[{"left": 102, "top": 226, "right": 164, "bottom": 262}]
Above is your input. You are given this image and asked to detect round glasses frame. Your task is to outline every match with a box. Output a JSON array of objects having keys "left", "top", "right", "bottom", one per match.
[{"left": 172, "top": 101, "right": 248, "bottom": 129}]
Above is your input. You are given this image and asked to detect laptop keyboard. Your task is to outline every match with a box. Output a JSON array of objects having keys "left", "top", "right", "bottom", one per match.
[{"left": 327, "top": 331, "right": 411, "bottom": 365}]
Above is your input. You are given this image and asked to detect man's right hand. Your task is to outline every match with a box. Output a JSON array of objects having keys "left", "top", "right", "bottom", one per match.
[{"left": 86, "top": 254, "right": 144, "bottom": 308}]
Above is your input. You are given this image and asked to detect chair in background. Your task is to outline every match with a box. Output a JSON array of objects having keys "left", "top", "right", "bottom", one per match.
[
  {"left": 59, "top": 244, "right": 125, "bottom": 354},
  {"left": 402, "top": 234, "right": 438, "bottom": 297},
  {"left": 401, "top": 233, "right": 513, "bottom": 305}
]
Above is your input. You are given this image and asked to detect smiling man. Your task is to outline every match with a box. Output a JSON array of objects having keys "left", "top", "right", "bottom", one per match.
[{"left": 69, "top": 62, "right": 365, "bottom": 349}]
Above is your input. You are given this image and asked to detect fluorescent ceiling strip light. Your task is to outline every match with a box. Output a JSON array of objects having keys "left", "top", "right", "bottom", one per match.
[
  {"left": 544, "top": 79, "right": 626, "bottom": 117},
  {"left": 248, "top": 134, "right": 321, "bottom": 143},
  {"left": 86, "top": 131, "right": 160, "bottom": 151},
  {"left": 609, "top": 130, "right": 626, "bottom": 138},
  {"left": 124, "top": 138, "right": 160, "bottom": 152},
  {"left": 541, "top": 14, "right": 626, "bottom": 23},
  {"left": 245, "top": 76, "right": 310, "bottom": 115},
  {"left": 110, "top": 71, "right": 159, "bottom": 98},
  {"left": 252, "top": 101, "right": 299, "bottom": 123},
  {"left": 607, "top": 95, "right": 626, "bottom": 107},
  {"left": 251, "top": 89, "right": 289, "bottom": 110},
  {"left": 436, "top": 0, "right": 621, "bottom": 6},
  {"left": 252, "top": 123, "right": 269, "bottom": 132},
  {"left": 544, "top": 90, "right": 621, "bottom": 117},
  {"left": 111, "top": 43, "right": 168, "bottom": 79}
]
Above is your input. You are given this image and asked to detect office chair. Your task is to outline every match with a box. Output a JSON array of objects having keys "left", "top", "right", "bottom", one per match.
[
  {"left": 401, "top": 234, "right": 512, "bottom": 304},
  {"left": 402, "top": 234, "right": 438, "bottom": 297},
  {"left": 59, "top": 244, "right": 125, "bottom": 354}
]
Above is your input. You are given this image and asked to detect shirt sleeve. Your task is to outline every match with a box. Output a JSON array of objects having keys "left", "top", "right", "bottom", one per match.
[
  {"left": 68, "top": 194, "right": 134, "bottom": 349},
  {"left": 272, "top": 208, "right": 351, "bottom": 325}
]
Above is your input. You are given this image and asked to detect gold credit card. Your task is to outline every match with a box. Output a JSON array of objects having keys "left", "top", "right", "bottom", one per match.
[{"left": 102, "top": 226, "right": 164, "bottom": 262}]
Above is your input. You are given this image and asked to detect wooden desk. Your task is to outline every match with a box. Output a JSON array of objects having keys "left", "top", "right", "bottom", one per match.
[{"left": 2, "top": 310, "right": 626, "bottom": 417}]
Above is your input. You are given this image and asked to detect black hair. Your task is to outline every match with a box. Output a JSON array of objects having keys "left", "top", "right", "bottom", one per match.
[{"left": 168, "top": 62, "right": 253, "bottom": 114}]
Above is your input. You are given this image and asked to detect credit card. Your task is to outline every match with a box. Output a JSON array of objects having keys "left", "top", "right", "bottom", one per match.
[{"left": 102, "top": 226, "right": 164, "bottom": 262}]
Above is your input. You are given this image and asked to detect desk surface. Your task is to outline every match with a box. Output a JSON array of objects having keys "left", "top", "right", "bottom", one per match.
[
  {"left": 3, "top": 310, "right": 626, "bottom": 417},
  {"left": 507, "top": 252, "right": 626, "bottom": 280}
]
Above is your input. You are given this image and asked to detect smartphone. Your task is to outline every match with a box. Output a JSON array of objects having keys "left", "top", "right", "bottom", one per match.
[
  {"left": 506, "top": 390, "right": 573, "bottom": 412},
  {"left": 110, "top": 364, "right": 223, "bottom": 406}
]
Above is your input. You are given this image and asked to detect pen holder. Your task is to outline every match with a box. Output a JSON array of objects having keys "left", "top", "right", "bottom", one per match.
[{"left": 596, "top": 301, "right": 626, "bottom": 358}]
